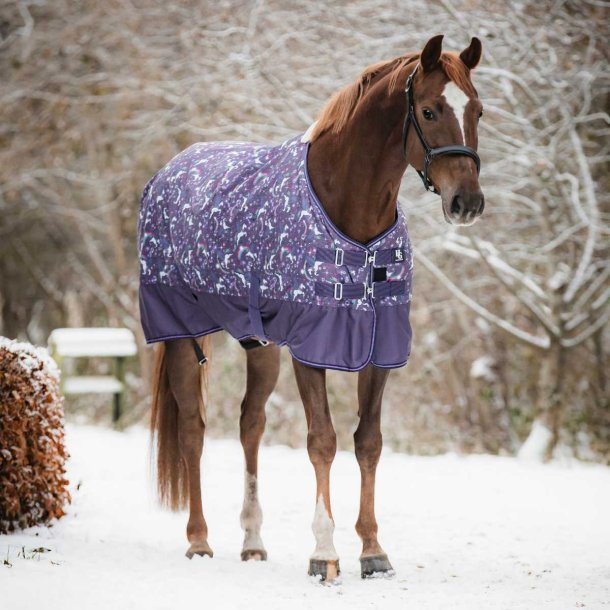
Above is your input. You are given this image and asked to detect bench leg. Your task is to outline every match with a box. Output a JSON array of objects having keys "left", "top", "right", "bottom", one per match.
[
  {"left": 113, "top": 392, "right": 123, "bottom": 423},
  {"left": 113, "top": 357, "right": 126, "bottom": 424}
]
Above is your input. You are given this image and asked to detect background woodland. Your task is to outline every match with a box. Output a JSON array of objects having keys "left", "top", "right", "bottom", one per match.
[{"left": 1, "top": 0, "right": 608, "bottom": 460}]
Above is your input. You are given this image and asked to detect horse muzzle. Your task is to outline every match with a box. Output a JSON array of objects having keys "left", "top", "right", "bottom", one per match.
[{"left": 444, "top": 190, "right": 485, "bottom": 226}]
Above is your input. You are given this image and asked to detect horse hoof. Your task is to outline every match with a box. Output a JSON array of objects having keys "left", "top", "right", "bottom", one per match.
[
  {"left": 308, "top": 559, "right": 340, "bottom": 582},
  {"left": 360, "top": 554, "right": 394, "bottom": 578},
  {"left": 185, "top": 541, "right": 214, "bottom": 559},
  {"left": 241, "top": 549, "right": 267, "bottom": 561}
]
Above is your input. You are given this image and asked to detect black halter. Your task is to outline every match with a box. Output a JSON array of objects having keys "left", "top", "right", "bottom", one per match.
[{"left": 401, "top": 64, "right": 481, "bottom": 193}]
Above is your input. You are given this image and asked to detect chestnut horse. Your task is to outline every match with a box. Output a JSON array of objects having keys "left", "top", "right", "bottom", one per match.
[{"left": 149, "top": 34, "right": 484, "bottom": 581}]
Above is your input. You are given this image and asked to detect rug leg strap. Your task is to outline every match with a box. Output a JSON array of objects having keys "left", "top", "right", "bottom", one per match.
[
  {"left": 191, "top": 339, "right": 207, "bottom": 365},
  {"left": 239, "top": 337, "right": 269, "bottom": 351}
]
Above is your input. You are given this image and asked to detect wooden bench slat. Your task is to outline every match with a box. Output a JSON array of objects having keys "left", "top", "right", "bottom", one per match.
[
  {"left": 48, "top": 328, "right": 137, "bottom": 357},
  {"left": 63, "top": 376, "right": 124, "bottom": 395},
  {"left": 52, "top": 345, "right": 137, "bottom": 357}
]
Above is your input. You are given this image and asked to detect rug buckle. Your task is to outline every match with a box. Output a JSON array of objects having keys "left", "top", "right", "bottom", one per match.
[
  {"left": 363, "top": 282, "right": 374, "bottom": 299},
  {"left": 333, "top": 283, "right": 343, "bottom": 300},
  {"left": 363, "top": 250, "right": 376, "bottom": 267},
  {"left": 335, "top": 248, "right": 344, "bottom": 266}
]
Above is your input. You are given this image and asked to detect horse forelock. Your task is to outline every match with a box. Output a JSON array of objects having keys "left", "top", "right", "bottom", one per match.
[{"left": 438, "top": 52, "right": 478, "bottom": 99}]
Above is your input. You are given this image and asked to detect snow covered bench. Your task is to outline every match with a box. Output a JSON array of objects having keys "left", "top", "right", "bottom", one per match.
[{"left": 48, "top": 328, "right": 137, "bottom": 423}]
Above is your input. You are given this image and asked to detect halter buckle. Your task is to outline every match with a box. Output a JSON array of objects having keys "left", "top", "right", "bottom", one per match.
[{"left": 405, "top": 74, "right": 414, "bottom": 94}]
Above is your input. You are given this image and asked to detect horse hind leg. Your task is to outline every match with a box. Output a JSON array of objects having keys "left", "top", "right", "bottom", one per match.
[
  {"left": 158, "top": 337, "right": 212, "bottom": 559},
  {"left": 239, "top": 343, "right": 280, "bottom": 561}
]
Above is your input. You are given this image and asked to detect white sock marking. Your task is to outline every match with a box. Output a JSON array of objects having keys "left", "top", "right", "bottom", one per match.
[
  {"left": 240, "top": 472, "right": 264, "bottom": 551},
  {"left": 311, "top": 494, "right": 339, "bottom": 561},
  {"left": 442, "top": 81, "right": 469, "bottom": 144}
]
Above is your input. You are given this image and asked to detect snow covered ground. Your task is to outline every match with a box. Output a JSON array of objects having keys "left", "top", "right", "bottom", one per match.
[{"left": 1, "top": 424, "right": 609, "bottom": 610}]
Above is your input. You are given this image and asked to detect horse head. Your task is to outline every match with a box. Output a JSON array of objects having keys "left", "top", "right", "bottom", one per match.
[{"left": 404, "top": 35, "right": 485, "bottom": 226}]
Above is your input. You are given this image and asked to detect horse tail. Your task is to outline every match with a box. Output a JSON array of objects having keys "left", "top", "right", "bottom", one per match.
[{"left": 150, "top": 338, "right": 210, "bottom": 511}]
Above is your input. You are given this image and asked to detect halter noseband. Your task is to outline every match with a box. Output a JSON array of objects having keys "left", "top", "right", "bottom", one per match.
[{"left": 401, "top": 64, "right": 481, "bottom": 193}]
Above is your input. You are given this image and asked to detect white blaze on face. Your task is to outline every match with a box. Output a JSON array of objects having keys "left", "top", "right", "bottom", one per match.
[
  {"left": 311, "top": 494, "right": 339, "bottom": 560},
  {"left": 442, "top": 81, "right": 469, "bottom": 144}
]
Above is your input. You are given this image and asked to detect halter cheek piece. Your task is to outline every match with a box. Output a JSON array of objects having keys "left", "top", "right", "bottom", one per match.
[{"left": 401, "top": 64, "right": 481, "bottom": 194}]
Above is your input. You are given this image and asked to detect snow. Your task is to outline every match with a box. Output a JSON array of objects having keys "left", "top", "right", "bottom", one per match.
[
  {"left": 470, "top": 355, "right": 497, "bottom": 381},
  {"left": 47, "top": 328, "right": 137, "bottom": 357},
  {"left": 1, "top": 424, "right": 609, "bottom": 609},
  {"left": 0, "top": 335, "right": 60, "bottom": 381},
  {"left": 518, "top": 419, "right": 554, "bottom": 462},
  {"left": 548, "top": 263, "right": 570, "bottom": 292}
]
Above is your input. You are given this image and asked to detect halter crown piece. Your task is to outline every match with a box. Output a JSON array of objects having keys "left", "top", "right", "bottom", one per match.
[{"left": 401, "top": 64, "right": 481, "bottom": 193}]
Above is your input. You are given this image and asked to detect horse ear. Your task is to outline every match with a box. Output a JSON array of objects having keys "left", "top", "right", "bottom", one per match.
[
  {"left": 459, "top": 37, "right": 482, "bottom": 70},
  {"left": 420, "top": 34, "right": 444, "bottom": 73}
]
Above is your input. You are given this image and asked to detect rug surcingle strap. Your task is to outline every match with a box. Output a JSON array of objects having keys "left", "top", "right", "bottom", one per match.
[
  {"left": 239, "top": 337, "right": 270, "bottom": 351},
  {"left": 191, "top": 339, "right": 207, "bottom": 365}
]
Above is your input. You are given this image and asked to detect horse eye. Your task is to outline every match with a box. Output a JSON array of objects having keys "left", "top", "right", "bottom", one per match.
[
  {"left": 422, "top": 108, "right": 435, "bottom": 120},
  {"left": 479, "top": 109, "right": 484, "bottom": 118}
]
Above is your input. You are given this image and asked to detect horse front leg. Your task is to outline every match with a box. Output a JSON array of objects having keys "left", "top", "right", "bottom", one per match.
[
  {"left": 354, "top": 364, "right": 394, "bottom": 578},
  {"left": 239, "top": 343, "right": 280, "bottom": 561},
  {"left": 292, "top": 359, "right": 339, "bottom": 582}
]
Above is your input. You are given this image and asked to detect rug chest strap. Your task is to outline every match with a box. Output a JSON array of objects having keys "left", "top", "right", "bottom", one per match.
[
  {"left": 315, "top": 247, "right": 407, "bottom": 267},
  {"left": 314, "top": 279, "right": 407, "bottom": 300}
]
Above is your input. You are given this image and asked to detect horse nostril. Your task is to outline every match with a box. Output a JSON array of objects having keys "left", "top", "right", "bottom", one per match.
[
  {"left": 451, "top": 195, "right": 463, "bottom": 217},
  {"left": 477, "top": 195, "right": 485, "bottom": 215}
]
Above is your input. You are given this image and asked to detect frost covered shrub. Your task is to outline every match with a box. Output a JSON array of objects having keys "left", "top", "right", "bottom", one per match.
[{"left": 0, "top": 337, "right": 71, "bottom": 533}]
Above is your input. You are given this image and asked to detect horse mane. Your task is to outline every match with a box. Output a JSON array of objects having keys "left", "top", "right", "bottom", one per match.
[{"left": 309, "top": 51, "right": 476, "bottom": 141}]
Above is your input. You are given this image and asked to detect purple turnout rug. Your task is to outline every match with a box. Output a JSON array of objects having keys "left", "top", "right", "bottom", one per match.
[{"left": 138, "top": 134, "right": 413, "bottom": 371}]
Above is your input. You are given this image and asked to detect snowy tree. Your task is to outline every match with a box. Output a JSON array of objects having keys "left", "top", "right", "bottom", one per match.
[
  {"left": 416, "top": 1, "right": 609, "bottom": 459},
  {"left": 0, "top": 0, "right": 607, "bottom": 457}
]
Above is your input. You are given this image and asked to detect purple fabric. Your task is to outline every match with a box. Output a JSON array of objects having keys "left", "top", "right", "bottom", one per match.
[{"left": 138, "top": 134, "right": 413, "bottom": 370}]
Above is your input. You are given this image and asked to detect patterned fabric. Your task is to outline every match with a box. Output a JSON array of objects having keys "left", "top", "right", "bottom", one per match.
[{"left": 138, "top": 134, "right": 413, "bottom": 371}]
